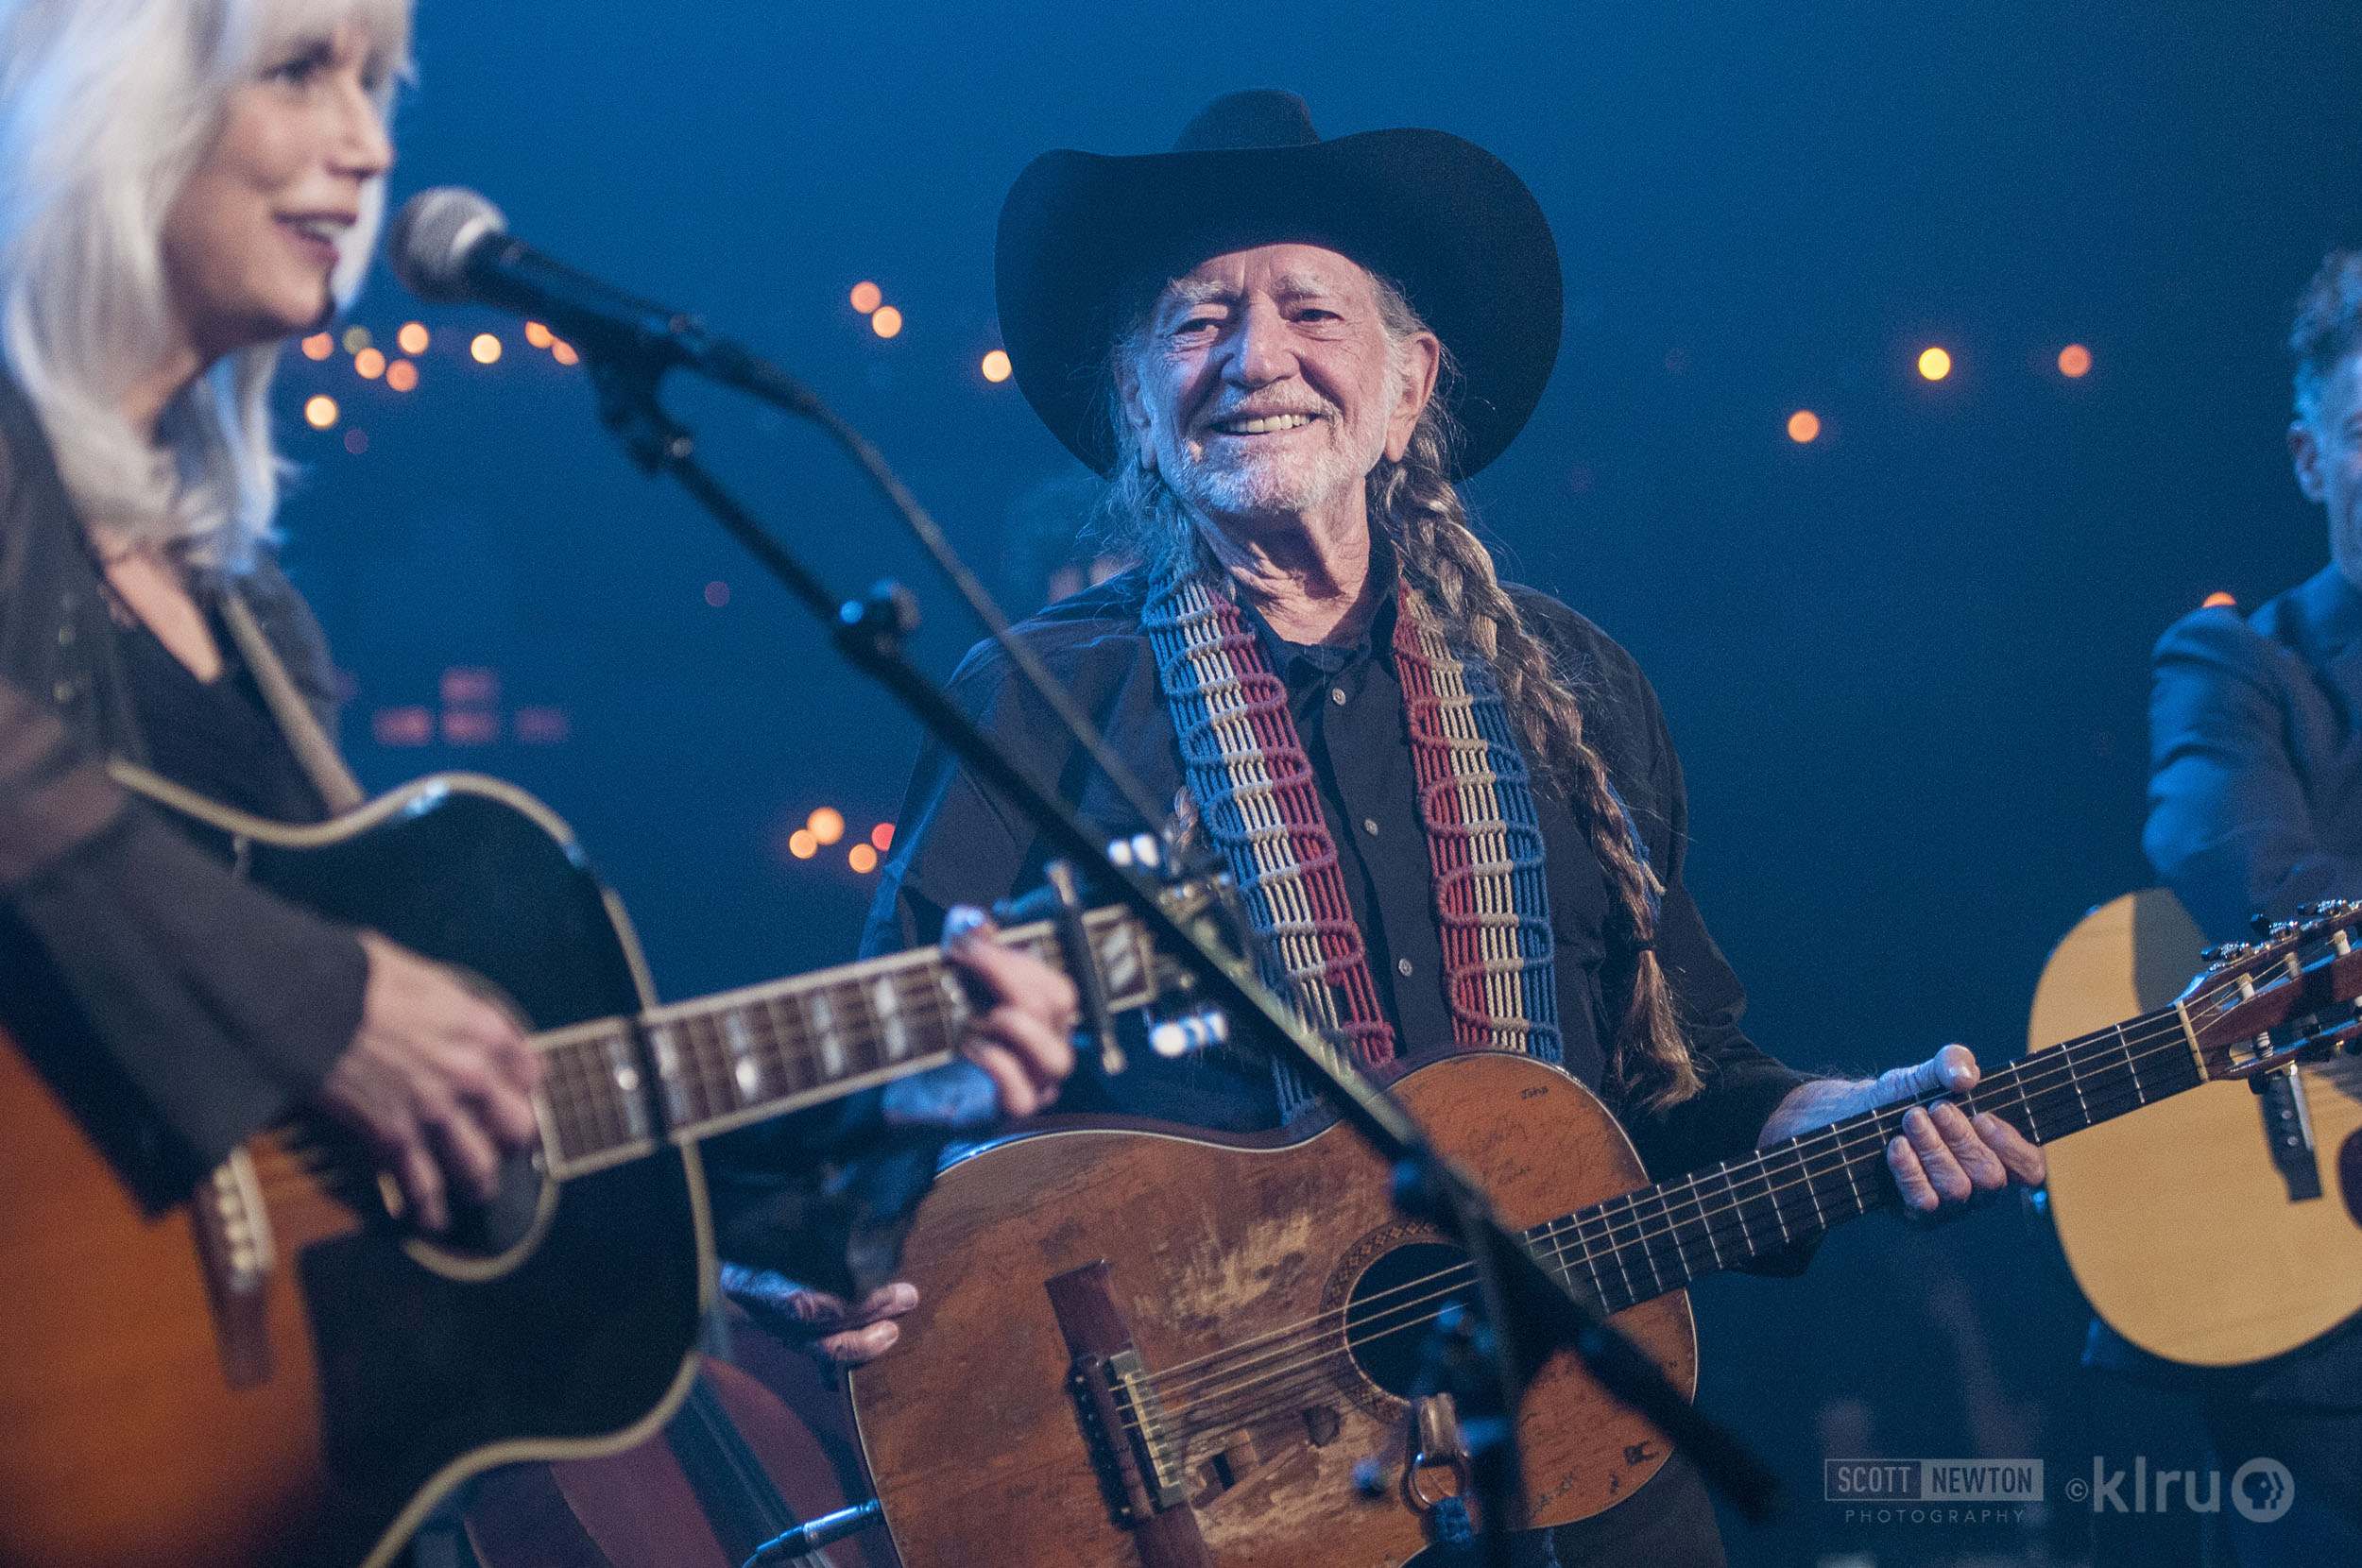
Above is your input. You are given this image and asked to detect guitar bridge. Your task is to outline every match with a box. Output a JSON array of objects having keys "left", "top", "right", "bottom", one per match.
[
  {"left": 1044, "top": 1260, "right": 1214, "bottom": 1566},
  {"left": 1073, "top": 1348, "right": 1188, "bottom": 1513}
]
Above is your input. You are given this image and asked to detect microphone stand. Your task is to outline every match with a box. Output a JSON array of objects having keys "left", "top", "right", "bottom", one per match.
[{"left": 573, "top": 331, "right": 1782, "bottom": 1562}]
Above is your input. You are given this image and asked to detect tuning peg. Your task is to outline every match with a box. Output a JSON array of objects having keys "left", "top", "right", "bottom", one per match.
[
  {"left": 1149, "top": 1007, "right": 1230, "bottom": 1060},
  {"left": 1105, "top": 833, "right": 1163, "bottom": 872},
  {"left": 2251, "top": 912, "right": 2277, "bottom": 938},
  {"left": 2200, "top": 942, "right": 2255, "bottom": 964}
]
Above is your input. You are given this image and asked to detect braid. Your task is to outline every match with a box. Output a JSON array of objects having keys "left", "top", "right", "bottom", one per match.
[
  {"left": 1099, "top": 272, "right": 1703, "bottom": 1113},
  {"left": 1372, "top": 416, "right": 1702, "bottom": 1114}
]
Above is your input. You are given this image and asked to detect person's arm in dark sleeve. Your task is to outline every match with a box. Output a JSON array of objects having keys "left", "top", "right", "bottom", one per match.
[
  {"left": 1560, "top": 634, "right": 1819, "bottom": 1274},
  {"left": 2143, "top": 606, "right": 2350, "bottom": 942},
  {"left": 1612, "top": 683, "right": 1811, "bottom": 1182},
  {"left": 0, "top": 682, "right": 366, "bottom": 1188}
]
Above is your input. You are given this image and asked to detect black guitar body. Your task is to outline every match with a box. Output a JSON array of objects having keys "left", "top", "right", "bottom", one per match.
[{"left": 139, "top": 770, "right": 711, "bottom": 1563}]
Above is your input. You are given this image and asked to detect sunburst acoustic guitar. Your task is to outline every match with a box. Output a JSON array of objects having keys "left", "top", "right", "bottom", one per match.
[
  {"left": 849, "top": 900, "right": 2362, "bottom": 1568},
  {"left": 2028, "top": 889, "right": 2362, "bottom": 1367},
  {"left": 0, "top": 767, "right": 1220, "bottom": 1568}
]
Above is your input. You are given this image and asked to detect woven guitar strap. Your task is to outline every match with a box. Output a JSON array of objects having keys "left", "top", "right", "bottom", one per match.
[{"left": 1141, "top": 568, "right": 1562, "bottom": 1121}]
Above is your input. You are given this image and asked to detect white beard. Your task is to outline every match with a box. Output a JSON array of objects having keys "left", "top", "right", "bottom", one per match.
[{"left": 1162, "top": 424, "right": 1371, "bottom": 521}]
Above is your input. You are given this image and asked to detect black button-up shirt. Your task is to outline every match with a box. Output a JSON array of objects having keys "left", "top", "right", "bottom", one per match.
[{"left": 861, "top": 561, "right": 1807, "bottom": 1182}]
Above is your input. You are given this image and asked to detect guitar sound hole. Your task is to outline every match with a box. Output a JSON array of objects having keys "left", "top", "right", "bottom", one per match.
[{"left": 1343, "top": 1241, "right": 1473, "bottom": 1400}]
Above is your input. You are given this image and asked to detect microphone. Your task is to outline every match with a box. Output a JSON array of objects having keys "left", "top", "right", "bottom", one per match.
[
  {"left": 741, "top": 1498, "right": 883, "bottom": 1566},
  {"left": 388, "top": 186, "right": 814, "bottom": 412}
]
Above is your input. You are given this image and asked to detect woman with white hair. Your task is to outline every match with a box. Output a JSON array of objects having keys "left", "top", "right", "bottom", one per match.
[
  {"left": 0, "top": 0, "right": 1076, "bottom": 1270},
  {"left": 0, "top": 0, "right": 546, "bottom": 1233}
]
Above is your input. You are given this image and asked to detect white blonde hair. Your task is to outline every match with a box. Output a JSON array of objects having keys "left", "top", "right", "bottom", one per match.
[{"left": 0, "top": 0, "right": 409, "bottom": 574}]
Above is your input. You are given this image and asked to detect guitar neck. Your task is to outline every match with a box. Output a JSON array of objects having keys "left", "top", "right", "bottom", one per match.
[
  {"left": 532, "top": 906, "right": 1157, "bottom": 1178},
  {"left": 1532, "top": 1002, "right": 2209, "bottom": 1315}
]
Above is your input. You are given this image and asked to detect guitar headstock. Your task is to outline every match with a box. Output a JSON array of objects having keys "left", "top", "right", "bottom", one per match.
[
  {"left": 2184, "top": 898, "right": 2362, "bottom": 1081},
  {"left": 1005, "top": 839, "right": 1246, "bottom": 1072}
]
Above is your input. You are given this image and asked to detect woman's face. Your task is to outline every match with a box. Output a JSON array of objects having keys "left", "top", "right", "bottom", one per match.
[{"left": 161, "top": 23, "right": 393, "bottom": 361}]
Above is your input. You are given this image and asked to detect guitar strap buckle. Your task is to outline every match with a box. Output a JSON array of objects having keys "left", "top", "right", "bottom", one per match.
[{"left": 1405, "top": 1392, "right": 1472, "bottom": 1512}]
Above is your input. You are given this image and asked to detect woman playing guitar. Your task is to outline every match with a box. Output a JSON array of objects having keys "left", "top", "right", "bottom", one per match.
[{"left": 0, "top": 1, "right": 1074, "bottom": 1557}]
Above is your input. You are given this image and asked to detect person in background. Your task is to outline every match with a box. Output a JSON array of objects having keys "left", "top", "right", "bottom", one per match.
[{"left": 2131, "top": 248, "right": 2362, "bottom": 1565}]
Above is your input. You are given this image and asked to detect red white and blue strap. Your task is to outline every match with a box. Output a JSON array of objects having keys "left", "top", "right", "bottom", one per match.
[{"left": 1141, "top": 569, "right": 1562, "bottom": 1109}]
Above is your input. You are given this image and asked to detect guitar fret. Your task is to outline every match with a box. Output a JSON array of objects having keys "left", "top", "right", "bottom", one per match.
[
  {"left": 762, "top": 993, "right": 807, "bottom": 1093},
  {"left": 646, "top": 1023, "right": 690, "bottom": 1127},
  {"left": 872, "top": 974, "right": 910, "bottom": 1062},
  {"left": 807, "top": 989, "right": 847, "bottom": 1079},
  {"left": 1796, "top": 1150, "right": 1829, "bottom": 1229},
  {"left": 1717, "top": 1163, "right": 1753, "bottom": 1255},
  {"left": 604, "top": 1032, "right": 649, "bottom": 1142},
  {"left": 721, "top": 1008, "right": 763, "bottom": 1101}
]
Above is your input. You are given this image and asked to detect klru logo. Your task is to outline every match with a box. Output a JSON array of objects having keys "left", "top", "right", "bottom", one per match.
[
  {"left": 2232, "top": 1458, "right": 2295, "bottom": 1525},
  {"left": 2084, "top": 1457, "right": 2293, "bottom": 1524}
]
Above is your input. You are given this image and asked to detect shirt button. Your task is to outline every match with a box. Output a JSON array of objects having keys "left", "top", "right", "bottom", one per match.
[
  {"left": 1330, "top": 687, "right": 1348, "bottom": 706},
  {"left": 51, "top": 679, "right": 74, "bottom": 704},
  {"left": 1396, "top": 957, "right": 1413, "bottom": 978},
  {"left": 1362, "top": 818, "right": 1380, "bottom": 837},
  {"left": 55, "top": 623, "right": 74, "bottom": 647}
]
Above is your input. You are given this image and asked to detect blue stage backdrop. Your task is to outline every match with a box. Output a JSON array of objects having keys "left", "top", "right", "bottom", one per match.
[{"left": 269, "top": 4, "right": 2362, "bottom": 1560}]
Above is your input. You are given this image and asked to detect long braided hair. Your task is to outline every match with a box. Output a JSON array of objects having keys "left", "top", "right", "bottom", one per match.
[{"left": 1097, "top": 274, "right": 1703, "bottom": 1114}]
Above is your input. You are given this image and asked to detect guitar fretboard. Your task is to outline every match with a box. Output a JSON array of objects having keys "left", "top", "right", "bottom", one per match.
[
  {"left": 1525, "top": 1004, "right": 2207, "bottom": 1315},
  {"left": 531, "top": 907, "right": 1155, "bottom": 1177}
]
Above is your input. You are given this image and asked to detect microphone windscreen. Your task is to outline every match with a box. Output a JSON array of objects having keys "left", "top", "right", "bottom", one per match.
[{"left": 390, "top": 187, "right": 507, "bottom": 302}]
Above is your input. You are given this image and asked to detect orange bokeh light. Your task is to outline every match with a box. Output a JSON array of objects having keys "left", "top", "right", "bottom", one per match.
[
  {"left": 385, "top": 359, "right": 419, "bottom": 392},
  {"left": 524, "top": 321, "right": 554, "bottom": 349},
  {"left": 2201, "top": 591, "right": 2237, "bottom": 609},
  {"left": 471, "top": 333, "right": 502, "bottom": 365},
  {"left": 849, "top": 281, "right": 882, "bottom": 315},
  {"left": 552, "top": 341, "right": 578, "bottom": 366},
  {"left": 1917, "top": 347, "right": 1952, "bottom": 381},
  {"left": 870, "top": 306, "right": 903, "bottom": 339},
  {"left": 397, "top": 322, "right": 429, "bottom": 355},
  {"left": 848, "top": 844, "right": 879, "bottom": 874},
  {"left": 787, "top": 829, "right": 818, "bottom": 860},
  {"left": 303, "top": 395, "right": 338, "bottom": 429},
  {"left": 807, "top": 807, "right": 846, "bottom": 845},
  {"left": 870, "top": 822, "right": 894, "bottom": 852},
  {"left": 301, "top": 332, "right": 334, "bottom": 361},
  {"left": 1786, "top": 409, "right": 1821, "bottom": 444},
  {"left": 981, "top": 349, "right": 1012, "bottom": 383},
  {"left": 2058, "top": 343, "right": 2093, "bottom": 379},
  {"left": 354, "top": 348, "right": 385, "bottom": 379}
]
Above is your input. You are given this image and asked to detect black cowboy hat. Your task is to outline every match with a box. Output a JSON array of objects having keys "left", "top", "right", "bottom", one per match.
[{"left": 995, "top": 89, "right": 1563, "bottom": 481}]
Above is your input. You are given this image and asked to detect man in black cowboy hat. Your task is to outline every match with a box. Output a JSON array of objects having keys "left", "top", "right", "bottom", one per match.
[{"left": 864, "top": 90, "right": 2045, "bottom": 1564}]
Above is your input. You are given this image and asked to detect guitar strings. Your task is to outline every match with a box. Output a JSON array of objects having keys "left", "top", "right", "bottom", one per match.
[
  {"left": 1141, "top": 1040, "right": 2225, "bottom": 1456},
  {"left": 1131, "top": 1048, "right": 2205, "bottom": 1457},
  {"left": 1140, "top": 1005, "right": 2210, "bottom": 1402},
  {"left": 249, "top": 987, "right": 989, "bottom": 1201},
  {"left": 1130, "top": 1017, "right": 2209, "bottom": 1441},
  {"left": 1108, "top": 1006, "right": 2232, "bottom": 1445}
]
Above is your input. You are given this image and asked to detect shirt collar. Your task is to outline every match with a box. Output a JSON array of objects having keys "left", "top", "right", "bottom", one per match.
[{"left": 1232, "top": 535, "right": 1402, "bottom": 675}]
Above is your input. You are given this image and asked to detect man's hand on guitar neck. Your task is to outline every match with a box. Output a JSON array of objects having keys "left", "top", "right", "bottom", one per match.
[
  {"left": 314, "top": 931, "right": 542, "bottom": 1234},
  {"left": 1756, "top": 1044, "right": 2047, "bottom": 1219},
  {"left": 881, "top": 905, "right": 1079, "bottom": 1128}
]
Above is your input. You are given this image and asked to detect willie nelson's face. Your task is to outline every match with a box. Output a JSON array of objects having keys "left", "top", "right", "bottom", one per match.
[{"left": 1118, "top": 244, "right": 1437, "bottom": 535}]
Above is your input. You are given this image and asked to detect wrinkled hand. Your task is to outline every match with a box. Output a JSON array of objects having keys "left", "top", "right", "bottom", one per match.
[
  {"left": 1875, "top": 1045, "right": 2047, "bottom": 1217},
  {"left": 722, "top": 1263, "right": 920, "bottom": 1366},
  {"left": 882, "top": 906, "right": 1078, "bottom": 1128},
  {"left": 313, "top": 930, "right": 541, "bottom": 1232}
]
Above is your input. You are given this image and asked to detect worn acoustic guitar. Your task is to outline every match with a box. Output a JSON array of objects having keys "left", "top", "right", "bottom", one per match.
[
  {"left": 2028, "top": 890, "right": 2362, "bottom": 1366},
  {"left": 850, "top": 900, "right": 2362, "bottom": 1568},
  {"left": 0, "top": 768, "right": 1217, "bottom": 1568}
]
